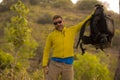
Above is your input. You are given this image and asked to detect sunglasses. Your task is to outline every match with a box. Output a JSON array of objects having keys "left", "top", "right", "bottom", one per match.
[{"left": 53, "top": 20, "right": 62, "bottom": 25}]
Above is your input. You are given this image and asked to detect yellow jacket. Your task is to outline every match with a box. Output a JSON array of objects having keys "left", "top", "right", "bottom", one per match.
[{"left": 42, "top": 14, "right": 92, "bottom": 67}]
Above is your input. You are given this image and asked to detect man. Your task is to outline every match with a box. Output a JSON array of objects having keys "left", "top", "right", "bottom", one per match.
[{"left": 42, "top": 11, "right": 94, "bottom": 80}]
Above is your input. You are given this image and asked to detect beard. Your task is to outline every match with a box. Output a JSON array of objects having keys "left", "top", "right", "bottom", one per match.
[{"left": 55, "top": 25, "right": 64, "bottom": 31}]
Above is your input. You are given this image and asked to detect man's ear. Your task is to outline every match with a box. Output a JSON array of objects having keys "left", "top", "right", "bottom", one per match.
[{"left": 62, "top": 20, "right": 65, "bottom": 24}]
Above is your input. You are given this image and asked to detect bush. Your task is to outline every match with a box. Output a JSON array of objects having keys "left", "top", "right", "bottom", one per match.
[
  {"left": 74, "top": 53, "right": 111, "bottom": 80},
  {"left": 31, "top": 68, "right": 44, "bottom": 80},
  {"left": 0, "top": 49, "right": 14, "bottom": 70}
]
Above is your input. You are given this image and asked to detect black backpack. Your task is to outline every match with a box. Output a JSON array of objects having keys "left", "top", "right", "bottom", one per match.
[{"left": 76, "top": 4, "right": 115, "bottom": 54}]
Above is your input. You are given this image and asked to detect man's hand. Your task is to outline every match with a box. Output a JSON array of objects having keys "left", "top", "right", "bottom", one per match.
[{"left": 43, "top": 66, "right": 49, "bottom": 74}]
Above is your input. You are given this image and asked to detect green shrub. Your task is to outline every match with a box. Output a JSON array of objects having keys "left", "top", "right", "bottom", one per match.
[
  {"left": 0, "top": 49, "right": 14, "bottom": 70},
  {"left": 31, "top": 68, "right": 44, "bottom": 80},
  {"left": 74, "top": 53, "right": 111, "bottom": 80}
]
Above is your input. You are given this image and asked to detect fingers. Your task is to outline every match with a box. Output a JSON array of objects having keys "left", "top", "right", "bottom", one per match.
[{"left": 43, "top": 66, "right": 49, "bottom": 74}]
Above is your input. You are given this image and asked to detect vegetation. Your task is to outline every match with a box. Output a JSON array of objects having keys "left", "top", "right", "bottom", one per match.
[
  {"left": 74, "top": 53, "right": 111, "bottom": 80},
  {"left": 0, "top": 0, "right": 119, "bottom": 80},
  {"left": 0, "top": 0, "right": 38, "bottom": 79},
  {"left": 0, "top": 49, "right": 14, "bottom": 70},
  {"left": 76, "top": 0, "right": 101, "bottom": 11}
]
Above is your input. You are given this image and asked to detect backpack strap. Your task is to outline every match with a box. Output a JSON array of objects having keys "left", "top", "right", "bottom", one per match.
[{"left": 75, "top": 18, "right": 91, "bottom": 54}]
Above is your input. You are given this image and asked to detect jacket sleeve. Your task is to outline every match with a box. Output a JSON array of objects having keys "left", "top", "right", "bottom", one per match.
[
  {"left": 69, "top": 11, "right": 94, "bottom": 35},
  {"left": 42, "top": 34, "right": 52, "bottom": 67}
]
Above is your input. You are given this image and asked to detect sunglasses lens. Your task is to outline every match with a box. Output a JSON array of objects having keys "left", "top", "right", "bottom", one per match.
[
  {"left": 54, "top": 22, "right": 57, "bottom": 25},
  {"left": 54, "top": 21, "right": 62, "bottom": 25}
]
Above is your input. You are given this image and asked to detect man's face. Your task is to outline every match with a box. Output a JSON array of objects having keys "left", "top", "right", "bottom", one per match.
[{"left": 53, "top": 18, "right": 64, "bottom": 31}]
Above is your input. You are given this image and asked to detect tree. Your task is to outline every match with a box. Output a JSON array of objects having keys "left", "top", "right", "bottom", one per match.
[{"left": 4, "top": 0, "right": 38, "bottom": 79}]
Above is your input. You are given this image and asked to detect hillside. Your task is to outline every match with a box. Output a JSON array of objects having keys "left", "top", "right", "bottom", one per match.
[{"left": 0, "top": 0, "right": 120, "bottom": 80}]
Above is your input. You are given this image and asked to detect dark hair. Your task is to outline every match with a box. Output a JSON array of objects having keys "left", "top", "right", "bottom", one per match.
[{"left": 53, "top": 15, "right": 62, "bottom": 20}]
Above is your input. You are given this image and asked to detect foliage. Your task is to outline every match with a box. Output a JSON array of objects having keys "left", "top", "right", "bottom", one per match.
[
  {"left": 0, "top": 0, "right": 119, "bottom": 80},
  {"left": 31, "top": 68, "right": 44, "bottom": 80},
  {"left": 74, "top": 53, "right": 111, "bottom": 80},
  {"left": 4, "top": 0, "right": 38, "bottom": 60},
  {"left": 1, "top": 0, "right": 38, "bottom": 80},
  {"left": 52, "top": 0, "right": 73, "bottom": 9},
  {"left": 0, "top": 49, "right": 14, "bottom": 70},
  {"left": 5, "top": 0, "right": 30, "bottom": 49},
  {"left": 0, "top": 67, "right": 31, "bottom": 80},
  {"left": 76, "top": 0, "right": 102, "bottom": 11}
]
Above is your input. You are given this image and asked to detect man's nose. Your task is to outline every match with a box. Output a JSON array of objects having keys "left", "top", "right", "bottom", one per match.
[{"left": 57, "top": 23, "right": 61, "bottom": 25}]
